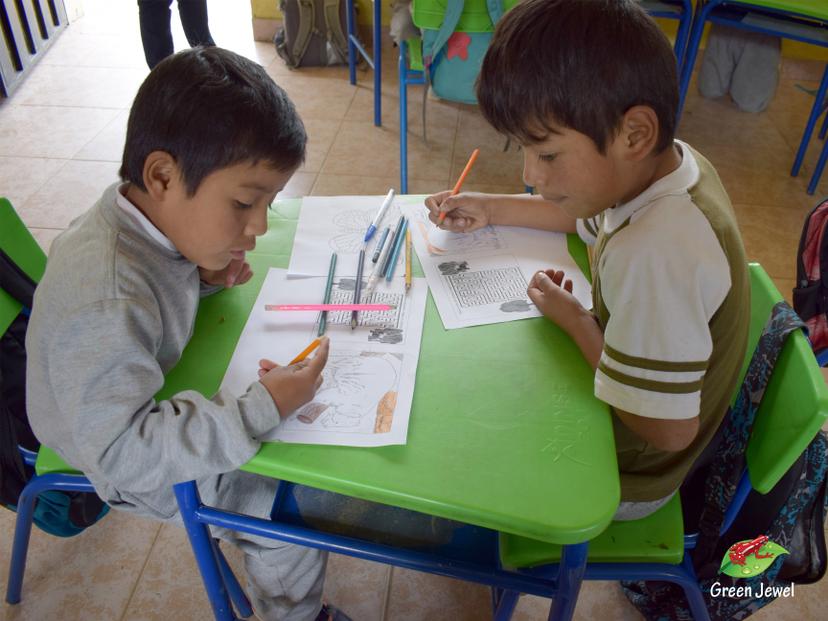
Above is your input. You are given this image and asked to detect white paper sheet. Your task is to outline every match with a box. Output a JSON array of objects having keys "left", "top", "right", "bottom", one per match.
[
  {"left": 288, "top": 195, "right": 406, "bottom": 278},
  {"left": 220, "top": 268, "right": 427, "bottom": 446},
  {"left": 401, "top": 201, "right": 592, "bottom": 330}
]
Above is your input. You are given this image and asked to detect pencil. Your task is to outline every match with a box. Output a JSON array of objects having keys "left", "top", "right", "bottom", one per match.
[
  {"left": 385, "top": 218, "right": 408, "bottom": 282},
  {"left": 405, "top": 228, "right": 412, "bottom": 292},
  {"left": 437, "top": 147, "right": 480, "bottom": 225},
  {"left": 381, "top": 215, "right": 406, "bottom": 278},
  {"left": 317, "top": 252, "right": 337, "bottom": 337},
  {"left": 289, "top": 338, "right": 321, "bottom": 365},
  {"left": 351, "top": 248, "right": 365, "bottom": 330}
]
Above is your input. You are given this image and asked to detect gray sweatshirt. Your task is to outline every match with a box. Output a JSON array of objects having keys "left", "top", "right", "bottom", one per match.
[{"left": 26, "top": 183, "right": 280, "bottom": 519}]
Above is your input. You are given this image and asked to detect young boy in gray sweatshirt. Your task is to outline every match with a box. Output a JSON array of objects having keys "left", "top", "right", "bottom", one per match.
[{"left": 25, "top": 47, "right": 345, "bottom": 621}]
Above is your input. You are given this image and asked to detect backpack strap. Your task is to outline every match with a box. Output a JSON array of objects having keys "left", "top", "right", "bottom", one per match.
[
  {"left": 692, "top": 301, "right": 806, "bottom": 567},
  {"left": 486, "top": 0, "right": 503, "bottom": 24},
  {"left": 287, "top": 0, "right": 317, "bottom": 69},
  {"left": 423, "top": 0, "right": 466, "bottom": 68},
  {"left": 323, "top": 0, "right": 349, "bottom": 64}
]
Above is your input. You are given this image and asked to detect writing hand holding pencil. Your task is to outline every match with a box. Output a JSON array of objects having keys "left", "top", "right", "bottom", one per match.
[{"left": 257, "top": 337, "right": 330, "bottom": 420}]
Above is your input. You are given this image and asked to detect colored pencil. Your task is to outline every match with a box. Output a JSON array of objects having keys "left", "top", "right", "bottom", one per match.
[
  {"left": 289, "top": 338, "right": 321, "bottom": 365},
  {"left": 317, "top": 252, "right": 337, "bottom": 336},
  {"left": 351, "top": 248, "right": 365, "bottom": 330},
  {"left": 372, "top": 226, "right": 390, "bottom": 263},
  {"left": 381, "top": 215, "right": 405, "bottom": 278},
  {"left": 385, "top": 218, "right": 408, "bottom": 282},
  {"left": 266, "top": 304, "right": 394, "bottom": 312},
  {"left": 437, "top": 148, "right": 480, "bottom": 225},
  {"left": 405, "top": 228, "right": 412, "bottom": 292}
]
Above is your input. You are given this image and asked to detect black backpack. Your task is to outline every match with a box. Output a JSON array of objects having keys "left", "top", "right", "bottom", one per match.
[
  {"left": 0, "top": 247, "right": 108, "bottom": 536},
  {"left": 793, "top": 197, "right": 828, "bottom": 360}
]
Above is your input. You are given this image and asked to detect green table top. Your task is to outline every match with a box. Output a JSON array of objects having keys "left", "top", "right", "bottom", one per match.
[{"left": 158, "top": 197, "right": 619, "bottom": 545}]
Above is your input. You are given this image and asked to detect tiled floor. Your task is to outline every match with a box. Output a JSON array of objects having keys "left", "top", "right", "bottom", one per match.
[{"left": 1, "top": 1, "right": 827, "bottom": 620}]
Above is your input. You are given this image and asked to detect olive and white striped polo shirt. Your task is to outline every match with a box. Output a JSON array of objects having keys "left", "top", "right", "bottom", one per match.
[{"left": 577, "top": 141, "right": 749, "bottom": 502}]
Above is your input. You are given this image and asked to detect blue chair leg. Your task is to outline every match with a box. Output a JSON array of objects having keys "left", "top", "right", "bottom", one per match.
[
  {"left": 673, "top": 1, "right": 693, "bottom": 72},
  {"left": 793, "top": 65, "right": 828, "bottom": 178},
  {"left": 548, "top": 542, "right": 588, "bottom": 621},
  {"left": 6, "top": 473, "right": 96, "bottom": 605},
  {"left": 345, "top": 0, "right": 356, "bottom": 86},
  {"left": 808, "top": 136, "right": 828, "bottom": 195},
  {"left": 215, "top": 540, "right": 253, "bottom": 619},
  {"left": 373, "top": 0, "right": 381, "bottom": 126},
  {"left": 399, "top": 42, "right": 409, "bottom": 194},
  {"left": 678, "top": 2, "right": 716, "bottom": 115},
  {"left": 819, "top": 96, "right": 828, "bottom": 140},
  {"left": 493, "top": 589, "right": 521, "bottom": 620},
  {"left": 679, "top": 554, "right": 711, "bottom": 621},
  {"left": 174, "top": 481, "right": 238, "bottom": 621}
]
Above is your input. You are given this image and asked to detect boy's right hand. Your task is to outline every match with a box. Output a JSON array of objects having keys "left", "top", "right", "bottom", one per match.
[
  {"left": 425, "top": 191, "right": 493, "bottom": 233},
  {"left": 257, "top": 337, "right": 330, "bottom": 419}
]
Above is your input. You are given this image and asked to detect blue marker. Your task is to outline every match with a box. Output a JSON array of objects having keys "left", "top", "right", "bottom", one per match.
[{"left": 364, "top": 189, "right": 395, "bottom": 242}]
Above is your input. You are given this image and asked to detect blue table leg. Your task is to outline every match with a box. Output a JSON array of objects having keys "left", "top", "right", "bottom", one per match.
[
  {"left": 399, "top": 42, "right": 409, "bottom": 194},
  {"left": 548, "top": 542, "right": 588, "bottom": 621},
  {"left": 678, "top": 1, "right": 718, "bottom": 116},
  {"left": 345, "top": 0, "right": 356, "bottom": 86},
  {"left": 373, "top": 0, "right": 381, "bottom": 126}
]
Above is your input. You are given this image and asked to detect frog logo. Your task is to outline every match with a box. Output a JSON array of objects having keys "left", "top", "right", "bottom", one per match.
[{"left": 719, "top": 535, "right": 789, "bottom": 579}]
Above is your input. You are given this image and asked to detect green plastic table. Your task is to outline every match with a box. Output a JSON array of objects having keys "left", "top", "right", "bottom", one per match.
[{"left": 158, "top": 197, "right": 619, "bottom": 546}]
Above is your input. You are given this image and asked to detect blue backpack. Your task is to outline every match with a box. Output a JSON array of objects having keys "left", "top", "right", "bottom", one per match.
[{"left": 415, "top": 0, "right": 514, "bottom": 104}]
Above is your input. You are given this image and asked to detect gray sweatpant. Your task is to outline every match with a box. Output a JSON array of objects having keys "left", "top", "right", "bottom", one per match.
[
  {"left": 698, "top": 23, "right": 781, "bottom": 113},
  {"left": 171, "top": 470, "right": 327, "bottom": 621}
]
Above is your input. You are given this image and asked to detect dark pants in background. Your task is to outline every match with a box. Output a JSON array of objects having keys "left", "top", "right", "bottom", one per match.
[{"left": 138, "top": 0, "right": 215, "bottom": 69}]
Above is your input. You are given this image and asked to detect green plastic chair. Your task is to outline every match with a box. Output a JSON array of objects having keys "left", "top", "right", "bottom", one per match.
[{"left": 497, "top": 263, "right": 828, "bottom": 618}]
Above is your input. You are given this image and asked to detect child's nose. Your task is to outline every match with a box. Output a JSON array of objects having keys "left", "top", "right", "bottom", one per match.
[
  {"left": 522, "top": 154, "right": 541, "bottom": 189},
  {"left": 246, "top": 204, "right": 268, "bottom": 237}
]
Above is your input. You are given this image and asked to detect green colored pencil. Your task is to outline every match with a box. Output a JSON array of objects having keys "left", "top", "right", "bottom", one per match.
[{"left": 318, "top": 252, "right": 337, "bottom": 336}]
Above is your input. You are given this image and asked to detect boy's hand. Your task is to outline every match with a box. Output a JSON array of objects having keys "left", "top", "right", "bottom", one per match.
[
  {"left": 199, "top": 255, "right": 253, "bottom": 288},
  {"left": 527, "top": 269, "right": 589, "bottom": 333},
  {"left": 257, "top": 337, "right": 330, "bottom": 419},
  {"left": 425, "top": 191, "right": 493, "bottom": 233}
]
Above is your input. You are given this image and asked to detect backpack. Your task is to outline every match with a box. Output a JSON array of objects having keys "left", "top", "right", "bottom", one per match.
[
  {"left": 415, "top": 0, "right": 517, "bottom": 105},
  {"left": 0, "top": 247, "right": 109, "bottom": 537},
  {"left": 621, "top": 302, "right": 828, "bottom": 620},
  {"left": 793, "top": 197, "right": 828, "bottom": 359},
  {"left": 274, "top": 0, "right": 350, "bottom": 68}
]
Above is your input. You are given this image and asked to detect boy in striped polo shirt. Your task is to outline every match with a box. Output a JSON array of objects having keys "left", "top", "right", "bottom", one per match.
[{"left": 425, "top": 0, "right": 749, "bottom": 519}]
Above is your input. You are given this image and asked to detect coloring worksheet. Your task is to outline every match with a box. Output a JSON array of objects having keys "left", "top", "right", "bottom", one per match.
[
  {"left": 220, "top": 268, "right": 427, "bottom": 446},
  {"left": 288, "top": 196, "right": 405, "bottom": 278},
  {"left": 401, "top": 201, "right": 591, "bottom": 330}
]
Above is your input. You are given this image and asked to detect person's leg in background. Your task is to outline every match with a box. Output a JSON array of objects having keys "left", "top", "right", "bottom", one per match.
[
  {"left": 137, "top": 0, "right": 174, "bottom": 69},
  {"left": 177, "top": 0, "right": 216, "bottom": 49}
]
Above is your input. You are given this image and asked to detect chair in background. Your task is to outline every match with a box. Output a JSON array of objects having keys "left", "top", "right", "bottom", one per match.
[
  {"left": 676, "top": 1, "right": 828, "bottom": 192},
  {"left": 345, "top": 0, "right": 382, "bottom": 126},
  {"left": 398, "top": 0, "right": 695, "bottom": 193},
  {"left": 493, "top": 263, "right": 828, "bottom": 620},
  {"left": 0, "top": 198, "right": 250, "bottom": 615},
  {"left": 792, "top": 62, "right": 828, "bottom": 194}
]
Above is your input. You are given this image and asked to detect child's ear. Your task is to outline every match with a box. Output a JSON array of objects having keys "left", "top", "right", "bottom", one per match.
[
  {"left": 618, "top": 105, "right": 659, "bottom": 161},
  {"left": 142, "top": 151, "right": 181, "bottom": 201}
]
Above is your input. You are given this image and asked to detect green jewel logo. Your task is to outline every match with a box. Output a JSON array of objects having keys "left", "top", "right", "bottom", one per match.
[{"left": 719, "top": 535, "right": 789, "bottom": 579}]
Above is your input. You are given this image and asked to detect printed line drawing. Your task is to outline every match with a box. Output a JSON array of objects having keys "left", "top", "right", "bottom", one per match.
[
  {"left": 414, "top": 216, "right": 502, "bottom": 256},
  {"left": 329, "top": 207, "right": 403, "bottom": 254},
  {"left": 285, "top": 352, "right": 402, "bottom": 434},
  {"left": 325, "top": 279, "right": 405, "bottom": 330},
  {"left": 444, "top": 265, "right": 530, "bottom": 310}
]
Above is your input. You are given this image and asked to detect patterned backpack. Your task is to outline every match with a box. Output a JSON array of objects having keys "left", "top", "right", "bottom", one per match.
[{"left": 793, "top": 198, "right": 828, "bottom": 361}]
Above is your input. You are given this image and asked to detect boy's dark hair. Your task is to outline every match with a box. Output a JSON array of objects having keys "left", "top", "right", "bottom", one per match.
[
  {"left": 120, "top": 47, "right": 306, "bottom": 196},
  {"left": 478, "top": 0, "right": 678, "bottom": 154}
]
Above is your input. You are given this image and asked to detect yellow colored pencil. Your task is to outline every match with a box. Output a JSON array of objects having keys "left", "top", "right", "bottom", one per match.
[{"left": 289, "top": 338, "right": 321, "bottom": 365}]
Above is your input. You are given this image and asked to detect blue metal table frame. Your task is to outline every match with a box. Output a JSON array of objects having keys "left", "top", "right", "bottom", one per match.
[{"left": 345, "top": 0, "right": 382, "bottom": 126}]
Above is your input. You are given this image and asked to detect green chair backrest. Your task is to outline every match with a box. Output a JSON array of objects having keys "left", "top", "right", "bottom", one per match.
[
  {"left": 412, "top": 0, "right": 520, "bottom": 32},
  {"left": 0, "top": 198, "right": 46, "bottom": 335},
  {"left": 743, "top": 263, "right": 828, "bottom": 494},
  {"left": 735, "top": 0, "right": 828, "bottom": 22}
]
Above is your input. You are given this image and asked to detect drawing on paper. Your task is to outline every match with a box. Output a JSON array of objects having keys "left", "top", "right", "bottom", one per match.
[
  {"left": 325, "top": 279, "right": 405, "bottom": 330},
  {"left": 287, "top": 352, "right": 402, "bottom": 434},
  {"left": 445, "top": 265, "right": 530, "bottom": 310},
  {"left": 329, "top": 206, "right": 402, "bottom": 253},
  {"left": 414, "top": 219, "right": 501, "bottom": 256}
]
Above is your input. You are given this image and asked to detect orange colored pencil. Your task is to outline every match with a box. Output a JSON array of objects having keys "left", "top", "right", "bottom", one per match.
[
  {"left": 289, "top": 338, "right": 321, "bottom": 365},
  {"left": 438, "top": 148, "right": 480, "bottom": 225}
]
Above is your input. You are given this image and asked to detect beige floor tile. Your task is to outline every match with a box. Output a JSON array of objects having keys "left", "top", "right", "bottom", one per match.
[
  {"left": 511, "top": 581, "right": 643, "bottom": 621},
  {"left": 121, "top": 523, "right": 234, "bottom": 621},
  {"left": 300, "top": 118, "right": 342, "bottom": 174},
  {"left": 772, "top": 277, "right": 796, "bottom": 306},
  {"left": 279, "top": 171, "right": 317, "bottom": 199},
  {"left": 0, "top": 508, "right": 161, "bottom": 621},
  {"left": 266, "top": 69, "right": 358, "bottom": 121},
  {"left": 322, "top": 554, "right": 391, "bottom": 621},
  {"left": 19, "top": 160, "right": 120, "bottom": 229},
  {"left": 383, "top": 567, "right": 492, "bottom": 620},
  {"left": 0, "top": 157, "right": 67, "bottom": 207},
  {"left": 451, "top": 109, "right": 525, "bottom": 187},
  {"left": 0, "top": 105, "right": 119, "bottom": 159},
  {"left": 74, "top": 110, "right": 129, "bottom": 163},
  {"left": 30, "top": 227, "right": 65, "bottom": 255},
  {"left": 40, "top": 31, "right": 147, "bottom": 69},
  {"left": 345, "top": 85, "right": 461, "bottom": 136},
  {"left": 322, "top": 120, "right": 454, "bottom": 183},
  {"left": 766, "top": 79, "right": 821, "bottom": 153},
  {"left": 311, "top": 174, "right": 443, "bottom": 196},
  {"left": 12, "top": 64, "right": 146, "bottom": 110},
  {"left": 734, "top": 202, "right": 803, "bottom": 280}
]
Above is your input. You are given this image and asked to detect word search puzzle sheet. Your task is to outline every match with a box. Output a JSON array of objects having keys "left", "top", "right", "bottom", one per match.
[{"left": 401, "top": 197, "right": 591, "bottom": 330}]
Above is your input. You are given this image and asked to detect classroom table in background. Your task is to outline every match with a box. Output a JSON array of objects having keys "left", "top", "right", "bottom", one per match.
[{"left": 157, "top": 196, "right": 619, "bottom": 616}]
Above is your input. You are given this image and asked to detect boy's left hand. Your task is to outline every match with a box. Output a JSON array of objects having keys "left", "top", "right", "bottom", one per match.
[
  {"left": 527, "top": 269, "right": 588, "bottom": 333},
  {"left": 199, "top": 256, "right": 253, "bottom": 288}
]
